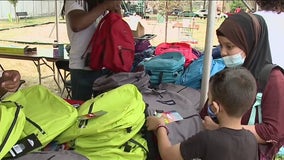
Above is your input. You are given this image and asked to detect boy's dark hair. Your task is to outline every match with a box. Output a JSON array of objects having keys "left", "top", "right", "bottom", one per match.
[
  {"left": 256, "top": 0, "right": 284, "bottom": 13},
  {"left": 209, "top": 67, "right": 257, "bottom": 118}
]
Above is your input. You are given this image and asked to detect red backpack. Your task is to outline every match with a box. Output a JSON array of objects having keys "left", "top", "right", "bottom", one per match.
[
  {"left": 83, "top": 12, "right": 135, "bottom": 72},
  {"left": 155, "top": 42, "right": 198, "bottom": 67}
]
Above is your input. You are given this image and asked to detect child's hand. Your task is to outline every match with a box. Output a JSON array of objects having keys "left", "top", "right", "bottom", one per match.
[
  {"left": 146, "top": 116, "right": 165, "bottom": 131},
  {"left": 203, "top": 116, "right": 220, "bottom": 130}
]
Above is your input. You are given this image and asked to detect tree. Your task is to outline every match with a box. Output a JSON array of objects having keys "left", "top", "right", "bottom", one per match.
[
  {"left": 8, "top": 0, "right": 18, "bottom": 21},
  {"left": 189, "top": 0, "right": 193, "bottom": 12},
  {"left": 230, "top": 0, "right": 246, "bottom": 13}
]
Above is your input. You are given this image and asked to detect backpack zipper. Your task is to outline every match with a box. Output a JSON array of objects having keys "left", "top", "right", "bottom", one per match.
[
  {"left": 0, "top": 101, "right": 22, "bottom": 152},
  {"left": 26, "top": 117, "right": 46, "bottom": 135}
]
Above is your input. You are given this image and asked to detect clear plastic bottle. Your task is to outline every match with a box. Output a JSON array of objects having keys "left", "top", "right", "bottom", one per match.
[{"left": 53, "top": 40, "right": 59, "bottom": 58}]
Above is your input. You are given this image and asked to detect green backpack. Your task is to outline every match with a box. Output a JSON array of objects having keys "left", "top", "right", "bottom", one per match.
[
  {"left": 0, "top": 101, "right": 25, "bottom": 159},
  {"left": 57, "top": 84, "right": 148, "bottom": 160},
  {"left": 3, "top": 85, "right": 78, "bottom": 158}
]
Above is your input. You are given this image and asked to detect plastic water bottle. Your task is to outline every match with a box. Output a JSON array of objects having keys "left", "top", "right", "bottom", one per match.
[
  {"left": 58, "top": 43, "right": 64, "bottom": 58},
  {"left": 53, "top": 40, "right": 59, "bottom": 58}
]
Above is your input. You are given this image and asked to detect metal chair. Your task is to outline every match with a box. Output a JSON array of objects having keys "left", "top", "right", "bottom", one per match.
[{"left": 55, "top": 60, "right": 72, "bottom": 99}]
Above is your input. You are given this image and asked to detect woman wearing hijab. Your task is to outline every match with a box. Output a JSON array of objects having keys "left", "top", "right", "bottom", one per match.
[{"left": 200, "top": 12, "right": 284, "bottom": 159}]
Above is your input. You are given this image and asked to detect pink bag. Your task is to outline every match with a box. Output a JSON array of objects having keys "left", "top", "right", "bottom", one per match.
[{"left": 155, "top": 42, "right": 198, "bottom": 67}]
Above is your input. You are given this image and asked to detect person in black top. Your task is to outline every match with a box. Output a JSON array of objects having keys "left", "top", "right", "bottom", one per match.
[{"left": 146, "top": 67, "right": 258, "bottom": 160}]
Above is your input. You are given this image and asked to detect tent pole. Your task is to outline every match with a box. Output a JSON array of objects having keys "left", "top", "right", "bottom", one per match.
[
  {"left": 164, "top": 0, "right": 168, "bottom": 42},
  {"left": 55, "top": 0, "right": 59, "bottom": 42},
  {"left": 199, "top": 1, "right": 216, "bottom": 109}
]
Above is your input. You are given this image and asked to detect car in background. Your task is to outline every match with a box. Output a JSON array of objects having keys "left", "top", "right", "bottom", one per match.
[
  {"left": 171, "top": 8, "right": 183, "bottom": 16},
  {"left": 216, "top": 12, "right": 228, "bottom": 18},
  {"left": 195, "top": 9, "right": 208, "bottom": 18},
  {"left": 145, "top": 8, "right": 153, "bottom": 14},
  {"left": 195, "top": 9, "right": 228, "bottom": 19},
  {"left": 178, "top": 11, "right": 199, "bottom": 17}
]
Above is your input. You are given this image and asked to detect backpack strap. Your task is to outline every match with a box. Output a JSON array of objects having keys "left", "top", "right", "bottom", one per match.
[
  {"left": 248, "top": 93, "right": 263, "bottom": 125},
  {"left": 81, "top": 12, "right": 109, "bottom": 60},
  {"left": 0, "top": 101, "right": 22, "bottom": 153},
  {"left": 258, "top": 64, "right": 279, "bottom": 92},
  {"left": 249, "top": 64, "right": 284, "bottom": 125},
  {"left": 128, "top": 138, "right": 149, "bottom": 153},
  {"left": 248, "top": 64, "right": 276, "bottom": 125}
]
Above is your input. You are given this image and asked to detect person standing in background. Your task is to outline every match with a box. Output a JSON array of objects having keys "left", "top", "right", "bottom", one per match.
[
  {"left": 61, "top": 0, "right": 121, "bottom": 101},
  {"left": 254, "top": 0, "right": 284, "bottom": 68}
]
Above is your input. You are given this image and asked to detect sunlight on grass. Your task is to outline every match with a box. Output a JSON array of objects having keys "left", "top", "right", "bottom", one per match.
[{"left": 0, "top": 16, "right": 65, "bottom": 29}]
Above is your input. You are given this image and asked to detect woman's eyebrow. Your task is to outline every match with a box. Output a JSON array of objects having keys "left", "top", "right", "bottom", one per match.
[{"left": 223, "top": 41, "right": 234, "bottom": 46}]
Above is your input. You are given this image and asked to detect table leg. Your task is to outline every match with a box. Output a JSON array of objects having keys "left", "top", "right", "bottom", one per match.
[
  {"left": 32, "top": 58, "right": 61, "bottom": 91},
  {"left": 33, "top": 59, "right": 42, "bottom": 84}
]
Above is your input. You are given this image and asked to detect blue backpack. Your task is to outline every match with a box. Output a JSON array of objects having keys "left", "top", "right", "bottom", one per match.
[
  {"left": 139, "top": 52, "right": 185, "bottom": 85},
  {"left": 175, "top": 55, "right": 226, "bottom": 89}
]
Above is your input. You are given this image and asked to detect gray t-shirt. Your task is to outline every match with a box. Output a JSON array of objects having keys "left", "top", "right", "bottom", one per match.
[{"left": 180, "top": 127, "right": 259, "bottom": 160}]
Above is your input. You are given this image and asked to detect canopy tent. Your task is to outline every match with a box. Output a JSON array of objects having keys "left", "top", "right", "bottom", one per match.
[{"left": 54, "top": 0, "right": 59, "bottom": 42}]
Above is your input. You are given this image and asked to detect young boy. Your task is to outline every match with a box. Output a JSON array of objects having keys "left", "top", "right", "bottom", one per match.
[{"left": 146, "top": 67, "right": 259, "bottom": 160}]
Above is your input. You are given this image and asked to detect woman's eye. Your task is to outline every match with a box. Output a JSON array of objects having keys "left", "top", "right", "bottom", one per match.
[{"left": 227, "top": 45, "right": 233, "bottom": 50}]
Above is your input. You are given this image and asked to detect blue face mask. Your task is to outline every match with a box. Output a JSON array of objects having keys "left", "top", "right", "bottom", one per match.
[{"left": 222, "top": 53, "right": 245, "bottom": 68}]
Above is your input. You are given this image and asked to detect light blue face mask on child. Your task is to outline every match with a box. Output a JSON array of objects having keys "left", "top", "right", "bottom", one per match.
[
  {"left": 207, "top": 105, "right": 218, "bottom": 123},
  {"left": 222, "top": 53, "right": 245, "bottom": 68}
]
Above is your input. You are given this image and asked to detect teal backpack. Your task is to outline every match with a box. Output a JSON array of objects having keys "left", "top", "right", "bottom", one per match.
[
  {"left": 139, "top": 52, "right": 185, "bottom": 85},
  {"left": 3, "top": 85, "right": 78, "bottom": 158},
  {"left": 57, "top": 84, "right": 148, "bottom": 160},
  {"left": 0, "top": 101, "right": 25, "bottom": 159}
]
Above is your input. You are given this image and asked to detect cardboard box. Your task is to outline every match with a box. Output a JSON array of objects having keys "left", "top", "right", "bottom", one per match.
[{"left": 124, "top": 16, "right": 145, "bottom": 38}]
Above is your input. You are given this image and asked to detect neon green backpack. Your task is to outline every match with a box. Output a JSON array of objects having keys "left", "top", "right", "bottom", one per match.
[
  {"left": 0, "top": 101, "right": 25, "bottom": 159},
  {"left": 4, "top": 85, "right": 78, "bottom": 157},
  {"left": 57, "top": 84, "right": 148, "bottom": 160}
]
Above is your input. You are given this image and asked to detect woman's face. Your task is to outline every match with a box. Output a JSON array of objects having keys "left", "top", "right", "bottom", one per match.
[{"left": 218, "top": 36, "right": 246, "bottom": 58}]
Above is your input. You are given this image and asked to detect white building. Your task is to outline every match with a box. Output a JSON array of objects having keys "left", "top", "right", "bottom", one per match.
[{"left": 0, "top": 0, "right": 64, "bottom": 20}]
